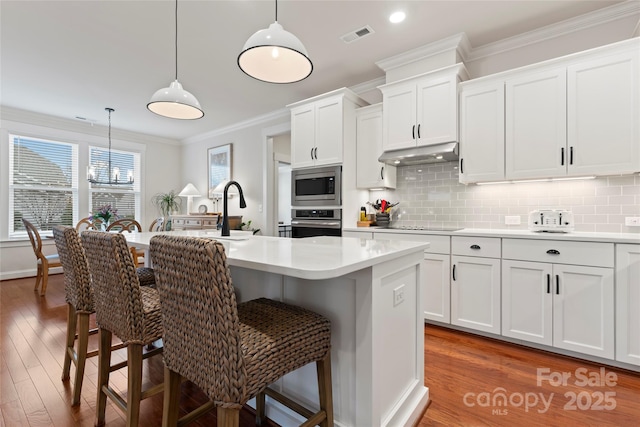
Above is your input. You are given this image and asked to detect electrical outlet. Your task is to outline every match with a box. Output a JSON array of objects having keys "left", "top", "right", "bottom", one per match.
[
  {"left": 625, "top": 217, "right": 640, "bottom": 227},
  {"left": 393, "top": 285, "right": 405, "bottom": 306},
  {"left": 505, "top": 215, "right": 521, "bottom": 225}
]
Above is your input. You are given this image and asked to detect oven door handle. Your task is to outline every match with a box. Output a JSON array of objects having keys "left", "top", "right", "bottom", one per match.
[{"left": 291, "top": 220, "right": 342, "bottom": 229}]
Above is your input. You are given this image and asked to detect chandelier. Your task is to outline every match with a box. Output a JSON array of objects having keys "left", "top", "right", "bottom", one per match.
[{"left": 87, "top": 108, "right": 134, "bottom": 185}]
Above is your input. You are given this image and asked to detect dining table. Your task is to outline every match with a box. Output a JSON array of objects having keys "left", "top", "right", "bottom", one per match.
[{"left": 123, "top": 229, "right": 431, "bottom": 427}]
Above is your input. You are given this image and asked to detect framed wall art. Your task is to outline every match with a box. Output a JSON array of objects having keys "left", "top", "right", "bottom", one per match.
[{"left": 208, "top": 143, "right": 232, "bottom": 198}]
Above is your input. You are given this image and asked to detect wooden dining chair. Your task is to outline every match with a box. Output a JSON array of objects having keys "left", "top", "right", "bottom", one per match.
[
  {"left": 149, "top": 217, "right": 165, "bottom": 232},
  {"left": 81, "top": 231, "right": 163, "bottom": 427},
  {"left": 107, "top": 219, "right": 144, "bottom": 265},
  {"left": 75, "top": 218, "right": 97, "bottom": 232},
  {"left": 150, "top": 235, "right": 333, "bottom": 427},
  {"left": 22, "top": 218, "right": 62, "bottom": 296}
]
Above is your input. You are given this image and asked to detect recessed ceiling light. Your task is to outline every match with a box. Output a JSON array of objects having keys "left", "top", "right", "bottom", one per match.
[{"left": 389, "top": 11, "right": 406, "bottom": 24}]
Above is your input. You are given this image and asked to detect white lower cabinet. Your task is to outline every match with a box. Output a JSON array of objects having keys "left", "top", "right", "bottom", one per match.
[
  {"left": 502, "top": 239, "right": 614, "bottom": 359},
  {"left": 450, "top": 237, "right": 501, "bottom": 334},
  {"left": 373, "top": 232, "right": 451, "bottom": 323},
  {"left": 616, "top": 244, "right": 640, "bottom": 366}
]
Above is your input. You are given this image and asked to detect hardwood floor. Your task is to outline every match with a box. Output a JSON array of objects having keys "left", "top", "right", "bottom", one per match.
[{"left": 2, "top": 274, "right": 639, "bottom": 426}]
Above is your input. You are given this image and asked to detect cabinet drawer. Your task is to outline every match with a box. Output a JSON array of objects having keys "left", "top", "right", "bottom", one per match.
[
  {"left": 172, "top": 219, "right": 186, "bottom": 226},
  {"left": 452, "top": 236, "right": 500, "bottom": 258},
  {"left": 184, "top": 219, "right": 203, "bottom": 226},
  {"left": 374, "top": 232, "right": 450, "bottom": 254},
  {"left": 502, "top": 239, "right": 614, "bottom": 267},
  {"left": 202, "top": 219, "right": 219, "bottom": 227}
]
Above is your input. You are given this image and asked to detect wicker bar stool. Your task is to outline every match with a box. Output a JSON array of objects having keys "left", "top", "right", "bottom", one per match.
[
  {"left": 53, "top": 226, "right": 157, "bottom": 407},
  {"left": 149, "top": 235, "right": 333, "bottom": 427},
  {"left": 81, "top": 231, "right": 164, "bottom": 427}
]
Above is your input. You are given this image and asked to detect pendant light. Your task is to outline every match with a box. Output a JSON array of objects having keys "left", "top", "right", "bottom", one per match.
[
  {"left": 87, "top": 108, "right": 134, "bottom": 185},
  {"left": 238, "top": 0, "right": 312, "bottom": 84},
  {"left": 147, "top": 0, "right": 204, "bottom": 119}
]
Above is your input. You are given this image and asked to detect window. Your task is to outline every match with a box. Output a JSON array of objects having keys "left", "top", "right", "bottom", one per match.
[
  {"left": 88, "top": 146, "right": 140, "bottom": 220},
  {"left": 9, "top": 134, "right": 78, "bottom": 236}
]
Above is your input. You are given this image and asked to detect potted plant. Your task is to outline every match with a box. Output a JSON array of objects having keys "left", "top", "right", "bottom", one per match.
[{"left": 152, "top": 190, "right": 182, "bottom": 217}]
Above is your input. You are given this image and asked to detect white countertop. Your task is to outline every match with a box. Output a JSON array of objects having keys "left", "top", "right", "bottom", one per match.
[
  {"left": 126, "top": 230, "right": 430, "bottom": 280},
  {"left": 344, "top": 227, "right": 640, "bottom": 244}
]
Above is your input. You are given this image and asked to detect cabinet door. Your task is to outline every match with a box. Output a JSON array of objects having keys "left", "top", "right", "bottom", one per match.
[
  {"left": 505, "top": 68, "right": 567, "bottom": 179},
  {"left": 567, "top": 51, "right": 640, "bottom": 176},
  {"left": 416, "top": 74, "right": 458, "bottom": 146},
  {"left": 502, "top": 260, "right": 552, "bottom": 345},
  {"left": 382, "top": 83, "right": 417, "bottom": 151},
  {"left": 423, "top": 253, "right": 451, "bottom": 323},
  {"left": 356, "top": 106, "right": 396, "bottom": 189},
  {"left": 291, "top": 106, "right": 316, "bottom": 168},
  {"left": 616, "top": 244, "right": 640, "bottom": 366},
  {"left": 459, "top": 82, "right": 505, "bottom": 183},
  {"left": 552, "top": 264, "right": 614, "bottom": 359},
  {"left": 451, "top": 255, "right": 501, "bottom": 334},
  {"left": 314, "top": 96, "right": 343, "bottom": 166}
]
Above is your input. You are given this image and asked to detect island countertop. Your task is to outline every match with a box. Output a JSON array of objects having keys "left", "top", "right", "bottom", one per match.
[{"left": 125, "top": 231, "right": 430, "bottom": 280}]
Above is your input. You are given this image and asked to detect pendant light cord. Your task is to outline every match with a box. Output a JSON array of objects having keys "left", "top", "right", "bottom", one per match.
[
  {"left": 106, "top": 108, "right": 113, "bottom": 181},
  {"left": 275, "top": 0, "right": 278, "bottom": 22},
  {"left": 174, "top": 0, "right": 178, "bottom": 80}
]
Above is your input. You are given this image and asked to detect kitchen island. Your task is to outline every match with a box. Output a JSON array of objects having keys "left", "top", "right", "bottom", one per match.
[{"left": 125, "top": 231, "right": 431, "bottom": 426}]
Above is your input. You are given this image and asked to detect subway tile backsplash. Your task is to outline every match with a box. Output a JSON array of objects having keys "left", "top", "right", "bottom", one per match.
[{"left": 370, "top": 161, "right": 640, "bottom": 233}]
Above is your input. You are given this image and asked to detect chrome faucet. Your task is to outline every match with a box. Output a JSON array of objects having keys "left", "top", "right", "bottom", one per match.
[{"left": 221, "top": 180, "right": 246, "bottom": 236}]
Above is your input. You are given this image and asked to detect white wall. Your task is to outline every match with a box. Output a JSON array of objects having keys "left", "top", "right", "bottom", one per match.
[
  {"left": 0, "top": 108, "right": 181, "bottom": 280},
  {"left": 180, "top": 114, "right": 290, "bottom": 233}
]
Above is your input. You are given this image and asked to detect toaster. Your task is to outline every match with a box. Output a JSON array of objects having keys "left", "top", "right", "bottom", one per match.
[{"left": 528, "top": 209, "right": 574, "bottom": 233}]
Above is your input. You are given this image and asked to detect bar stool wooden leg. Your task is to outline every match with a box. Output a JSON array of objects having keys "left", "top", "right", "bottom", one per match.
[
  {"left": 217, "top": 407, "right": 240, "bottom": 427},
  {"left": 317, "top": 353, "right": 334, "bottom": 427},
  {"left": 72, "top": 312, "right": 90, "bottom": 406},
  {"left": 62, "top": 304, "right": 76, "bottom": 381},
  {"left": 126, "top": 344, "right": 144, "bottom": 427},
  {"left": 256, "top": 392, "right": 266, "bottom": 426},
  {"left": 95, "top": 328, "right": 113, "bottom": 427},
  {"left": 162, "top": 367, "right": 181, "bottom": 427}
]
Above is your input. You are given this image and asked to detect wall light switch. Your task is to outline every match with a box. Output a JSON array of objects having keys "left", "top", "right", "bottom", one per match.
[
  {"left": 625, "top": 217, "right": 640, "bottom": 226},
  {"left": 505, "top": 215, "right": 521, "bottom": 225}
]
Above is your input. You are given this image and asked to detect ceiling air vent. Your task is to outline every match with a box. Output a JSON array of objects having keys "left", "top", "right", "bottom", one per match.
[{"left": 340, "top": 25, "right": 374, "bottom": 44}]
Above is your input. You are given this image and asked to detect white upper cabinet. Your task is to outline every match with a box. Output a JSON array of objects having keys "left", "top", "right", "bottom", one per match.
[
  {"left": 380, "top": 64, "right": 467, "bottom": 152},
  {"left": 356, "top": 104, "right": 396, "bottom": 189},
  {"left": 505, "top": 68, "right": 567, "bottom": 180},
  {"left": 459, "top": 38, "right": 639, "bottom": 183},
  {"left": 567, "top": 51, "right": 640, "bottom": 176},
  {"left": 289, "top": 88, "right": 367, "bottom": 169},
  {"left": 459, "top": 81, "right": 505, "bottom": 184}
]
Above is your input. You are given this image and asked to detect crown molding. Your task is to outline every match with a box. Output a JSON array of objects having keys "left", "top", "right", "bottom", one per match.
[
  {"left": 0, "top": 106, "right": 180, "bottom": 146},
  {"left": 182, "top": 107, "right": 290, "bottom": 145},
  {"left": 349, "top": 77, "right": 386, "bottom": 96},
  {"left": 375, "top": 33, "right": 471, "bottom": 72},
  {"left": 467, "top": 0, "right": 640, "bottom": 61}
]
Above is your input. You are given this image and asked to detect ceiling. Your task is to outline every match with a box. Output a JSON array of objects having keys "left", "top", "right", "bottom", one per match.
[{"left": 0, "top": 0, "right": 629, "bottom": 142}]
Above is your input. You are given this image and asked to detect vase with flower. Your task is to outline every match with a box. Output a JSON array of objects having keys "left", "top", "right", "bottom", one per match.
[{"left": 88, "top": 204, "right": 120, "bottom": 230}]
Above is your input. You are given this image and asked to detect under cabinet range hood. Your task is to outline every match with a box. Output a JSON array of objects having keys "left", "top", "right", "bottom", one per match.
[{"left": 378, "top": 142, "right": 459, "bottom": 166}]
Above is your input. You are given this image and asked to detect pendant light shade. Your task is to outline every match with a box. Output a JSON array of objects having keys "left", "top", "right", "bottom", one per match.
[
  {"left": 238, "top": 1, "right": 312, "bottom": 83},
  {"left": 148, "top": 80, "right": 204, "bottom": 120},
  {"left": 147, "top": 0, "right": 204, "bottom": 120}
]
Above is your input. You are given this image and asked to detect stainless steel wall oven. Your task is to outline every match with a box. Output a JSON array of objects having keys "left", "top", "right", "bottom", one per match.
[{"left": 291, "top": 209, "right": 341, "bottom": 238}]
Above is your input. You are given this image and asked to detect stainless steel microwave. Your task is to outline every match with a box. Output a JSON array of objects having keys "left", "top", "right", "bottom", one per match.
[{"left": 291, "top": 165, "right": 342, "bottom": 206}]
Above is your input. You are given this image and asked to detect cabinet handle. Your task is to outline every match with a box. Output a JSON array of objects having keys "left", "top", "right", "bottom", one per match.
[
  {"left": 470, "top": 244, "right": 481, "bottom": 250},
  {"left": 546, "top": 274, "right": 551, "bottom": 294},
  {"left": 546, "top": 249, "right": 560, "bottom": 255},
  {"left": 555, "top": 275, "right": 560, "bottom": 295},
  {"left": 417, "top": 124, "right": 421, "bottom": 139},
  {"left": 310, "top": 147, "right": 314, "bottom": 160},
  {"left": 452, "top": 264, "right": 456, "bottom": 281},
  {"left": 380, "top": 166, "right": 384, "bottom": 180},
  {"left": 460, "top": 158, "right": 464, "bottom": 174},
  {"left": 561, "top": 147, "right": 565, "bottom": 166},
  {"left": 314, "top": 147, "right": 318, "bottom": 159},
  {"left": 412, "top": 125, "right": 415, "bottom": 139},
  {"left": 569, "top": 146, "right": 574, "bottom": 165}
]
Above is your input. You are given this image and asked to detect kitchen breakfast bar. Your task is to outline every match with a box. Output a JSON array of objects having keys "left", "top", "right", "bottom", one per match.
[{"left": 125, "top": 231, "right": 430, "bottom": 427}]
